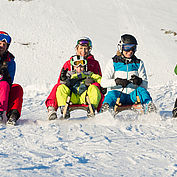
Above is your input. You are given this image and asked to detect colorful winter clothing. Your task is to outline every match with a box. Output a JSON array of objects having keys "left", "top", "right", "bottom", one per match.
[
  {"left": 7, "top": 84, "right": 23, "bottom": 118},
  {"left": 175, "top": 65, "right": 177, "bottom": 75},
  {"left": 56, "top": 71, "right": 102, "bottom": 109},
  {"left": 0, "top": 81, "right": 10, "bottom": 111},
  {"left": 172, "top": 65, "right": 177, "bottom": 117},
  {"left": 58, "top": 54, "right": 102, "bottom": 83},
  {"left": 104, "top": 87, "right": 151, "bottom": 107},
  {"left": 46, "top": 54, "right": 103, "bottom": 111},
  {"left": 0, "top": 51, "right": 15, "bottom": 83},
  {"left": 101, "top": 54, "right": 148, "bottom": 93},
  {"left": 0, "top": 52, "right": 12, "bottom": 112},
  {"left": 0, "top": 51, "right": 23, "bottom": 118},
  {"left": 101, "top": 53, "right": 152, "bottom": 106}
]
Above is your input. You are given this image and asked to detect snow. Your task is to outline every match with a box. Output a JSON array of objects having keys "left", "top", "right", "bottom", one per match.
[{"left": 0, "top": 0, "right": 177, "bottom": 176}]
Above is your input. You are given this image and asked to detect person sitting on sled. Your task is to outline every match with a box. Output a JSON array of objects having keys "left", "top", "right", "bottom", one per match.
[
  {"left": 46, "top": 37, "right": 105, "bottom": 120},
  {"left": 0, "top": 66, "right": 11, "bottom": 122},
  {"left": 172, "top": 64, "right": 177, "bottom": 117},
  {"left": 100, "top": 34, "right": 156, "bottom": 113},
  {"left": 56, "top": 55, "right": 102, "bottom": 119},
  {"left": 0, "top": 31, "right": 23, "bottom": 125}
]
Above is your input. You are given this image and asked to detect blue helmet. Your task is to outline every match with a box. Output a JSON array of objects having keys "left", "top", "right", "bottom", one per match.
[{"left": 0, "top": 31, "right": 11, "bottom": 44}]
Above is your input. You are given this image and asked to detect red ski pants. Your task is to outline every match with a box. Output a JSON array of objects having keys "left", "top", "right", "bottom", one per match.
[{"left": 7, "top": 84, "right": 23, "bottom": 116}]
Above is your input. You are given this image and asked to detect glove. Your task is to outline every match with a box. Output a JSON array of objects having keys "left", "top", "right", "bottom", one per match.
[
  {"left": 130, "top": 75, "right": 142, "bottom": 86},
  {"left": 65, "top": 78, "right": 79, "bottom": 89},
  {"left": 85, "top": 77, "right": 94, "bottom": 86},
  {"left": 60, "top": 68, "right": 68, "bottom": 81},
  {"left": 100, "top": 87, "right": 107, "bottom": 95},
  {"left": 0, "top": 67, "right": 8, "bottom": 77},
  {"left": 0, "top": 67, "right": 12, "bottom": 85},
  {"left": 115, "top": 77, "right": 130, "bottom": 88},
  {"left": 0, "top": 74, "right": 3, "bottom": 81}
]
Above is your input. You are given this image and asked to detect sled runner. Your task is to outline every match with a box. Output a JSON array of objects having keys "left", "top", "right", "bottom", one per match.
[
  {"left": 61, "top": 94, "right": 95, "bottom": 119},
  {"left": 113, "top": 89, "right": 144, "bottom": 117},
  {"left": 113, "top": 102, "right": 144, "bottom": 117}
]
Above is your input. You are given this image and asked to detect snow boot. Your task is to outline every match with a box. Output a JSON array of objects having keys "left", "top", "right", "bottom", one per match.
[
  {"left": 0, "top": 111, "right": 3, "bottom": 122},
  {"left": 7, "top": 109, "right": 20, "bottom": 125},
  {"left": 144, "top": 101, "right": 157, "bottom": 114},
  {"left": 60, "top": 106, "right": 70, "bottom": 119},
  {"left": 87, "top": 104, "right": 95, "bottom": 118},
  {"left": 48, "top": 106, "right": 57, "bottom": 120},
  {"left": 172, "top": 107, "right": 177, "bottom": 118},
  {"left": 100, "top": 103, "right": 110, "bottom": 113}
]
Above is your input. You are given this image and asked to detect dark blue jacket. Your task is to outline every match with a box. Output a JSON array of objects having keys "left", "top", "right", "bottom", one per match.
[{"left": 0, "top": 51, "right": 16, "bottom": 83}]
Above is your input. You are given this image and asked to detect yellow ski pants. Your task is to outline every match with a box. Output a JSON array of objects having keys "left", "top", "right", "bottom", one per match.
[{"left": 56, "top": 84, "right": 101, "bottom": 109}]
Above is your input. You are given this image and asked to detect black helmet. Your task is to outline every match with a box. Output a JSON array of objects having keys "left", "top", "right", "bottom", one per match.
[
  {"left": 118, "top": 34, "right": 138, "bottom": 54},
  {"left": 121, "top": 34, "right": 137, "bottom": 45}
]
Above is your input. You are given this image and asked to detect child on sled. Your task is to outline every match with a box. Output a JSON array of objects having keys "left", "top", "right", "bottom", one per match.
[{"left": 55, "top": 55, "right": 102, "bottom": 119}]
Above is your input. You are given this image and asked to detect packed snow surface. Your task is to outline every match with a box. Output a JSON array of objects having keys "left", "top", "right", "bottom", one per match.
[{"left": 0, "top": 0, "right": 177, "bottom": 176}]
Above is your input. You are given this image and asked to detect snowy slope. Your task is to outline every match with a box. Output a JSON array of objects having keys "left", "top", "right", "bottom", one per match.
[{"left": 0, "top": 0, "right": 177, "bottom": 176}]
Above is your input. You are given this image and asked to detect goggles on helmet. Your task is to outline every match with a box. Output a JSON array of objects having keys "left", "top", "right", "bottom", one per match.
[
  {"left": 77, "top": 39, "right": 92, "bottom": 48},
  {"left": 73, "top": 59, "right": 87, "bottom": 67},
  {"left": 122, "top": 44, "right": 136, "bottom": 52},
  {"left": 0, "top": 31, "right": 11, "bottom": 44},
  {"left": 71, "top": 55, "right": 87, "bottom": 67}
]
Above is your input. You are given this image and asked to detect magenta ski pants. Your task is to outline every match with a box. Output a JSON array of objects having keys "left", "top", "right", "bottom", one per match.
[{"left": 0, "top": 81, "right": 10, "bottom": 111}]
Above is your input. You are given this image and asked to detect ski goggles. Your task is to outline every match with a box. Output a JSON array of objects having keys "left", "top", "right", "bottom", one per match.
[
  {"left": 0, "top": 32, "right": 11, "bottom": 44},
  {"left": 122, "top": 44, "right": 136, "bottom": 52},
  {"left": 77, "top": 39, "right": 92, "bottom": 48},
  {"left": 71, "top": 55, "right": 87, "bottom": 67},
  {"left": 73, "top": 59, "right": 87, "bottom": 67}
]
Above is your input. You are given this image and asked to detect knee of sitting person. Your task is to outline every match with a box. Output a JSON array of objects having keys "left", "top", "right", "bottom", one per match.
[
  {"left": 11, "top": 84, "right": 23, "bottom": 95},
  {"left": 136, "top": 86, "right": 148, "bottom": 92},
  {"left": 106, "top": 90, "right": 118, "bottom": 97},
  {"left": 88, "top": 85, "right": 101, "bottom": 95},
  {"left": 88, "top": 84, "right": 97, "bottom": 90},
  {"left": 57, "top": 84, "right": 69, "bottom": 93}
]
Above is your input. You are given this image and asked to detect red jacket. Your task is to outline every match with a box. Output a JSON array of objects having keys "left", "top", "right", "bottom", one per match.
[{"left": 45, "top": 54, "right": 102, "bottom": 110}]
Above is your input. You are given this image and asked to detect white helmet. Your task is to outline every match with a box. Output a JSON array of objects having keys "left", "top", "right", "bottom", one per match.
[
  {"left": 70, "top": 55, "right": 87, "bottom": 67},
  {"left": 76, "top": 37, "right": 92, "bottom": 49}
]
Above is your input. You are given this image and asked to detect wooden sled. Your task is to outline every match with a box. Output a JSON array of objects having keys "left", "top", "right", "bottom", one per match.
[
  {"left": 113, "top": 94, "right": 144, "bottom": 117},
  {"left": 62, "top": 94, "right": 95, "bottom": 119}
]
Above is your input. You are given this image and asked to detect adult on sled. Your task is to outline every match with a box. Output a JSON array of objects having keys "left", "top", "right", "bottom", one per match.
[
  {"left": 100, "top": 34, "right": 156, "bottom": 114},
  {"left": 172, "top": 64, "right": 177, "bottom": 117},
  {"left": 46, "top": 37, "right": 104, "bottom": 120},
  {"left": 0, "top": 31, "right": 23, "bottom": 125},
  {"left": 0, "top": 61, "right": 11, "bottom": 123},
  {"left": 56, "top": 55, "right": 102, "bottom": 119}
]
